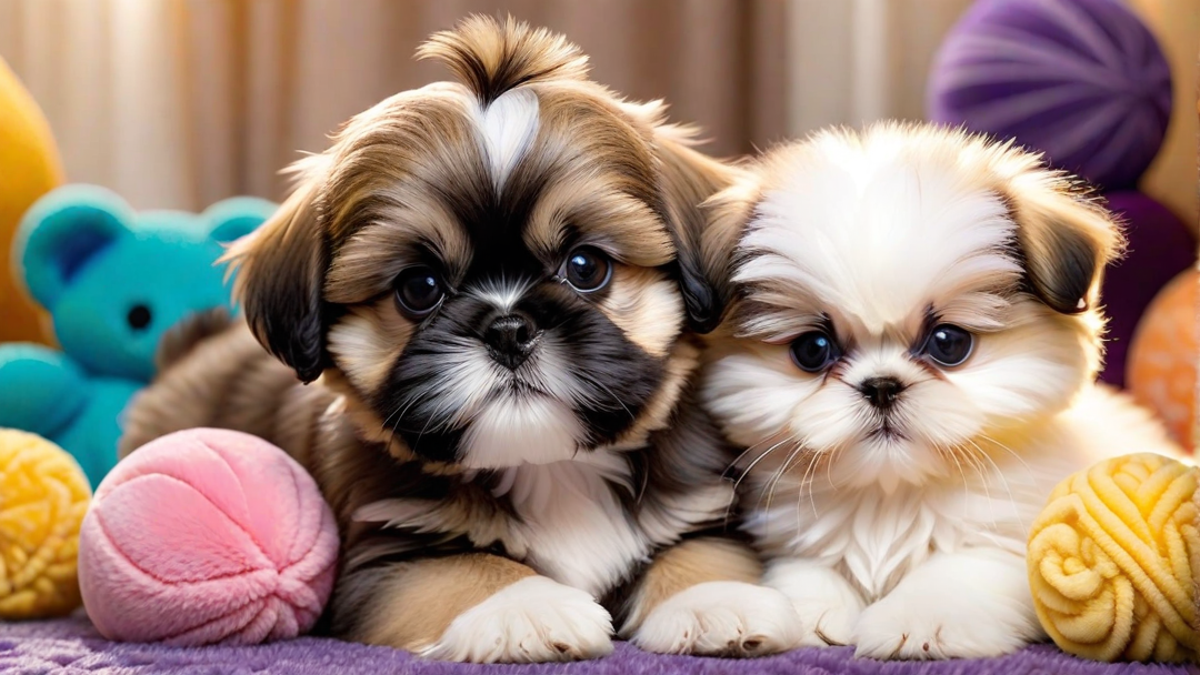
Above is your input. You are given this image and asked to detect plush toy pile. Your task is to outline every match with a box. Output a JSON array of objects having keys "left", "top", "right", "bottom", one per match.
[{"left": 0, "top": 185, "right": 275, "bottom": 485}]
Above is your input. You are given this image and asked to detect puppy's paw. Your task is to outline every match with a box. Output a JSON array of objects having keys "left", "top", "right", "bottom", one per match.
[
  {"left": 852, "top": 552, "right": 1041, "bottom": 660},
  {"left": 420, "top": 576, "right": 613, "bottom": 663},
  {"left": 853, "top": 595, "right": 1031, "bottom": 660},
  {"left": 631, "top": 581, "right": 803, "bottom": 657},
  {"left": 764, "top": 558, "right": 864, "bottom": 647}
]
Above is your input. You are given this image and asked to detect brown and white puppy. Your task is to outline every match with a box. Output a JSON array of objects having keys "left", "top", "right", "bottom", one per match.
[
  {"left": 120, "top": 16, "right": 801, "bottom": 663},
  {"left": 698, "top": 122, "right": 1182, "bottom": 659}
]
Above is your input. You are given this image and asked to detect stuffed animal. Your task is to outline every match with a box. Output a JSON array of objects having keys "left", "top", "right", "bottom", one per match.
[
  {"left": 0, "top": 428, "right": 91, "bottom": 619},
  {"left": 0, "top": 185, "right": 275, "bottom": 485},
  {"left": 0, "top": 56, "right": 64, "bottom": 344},
  {"left": 1028, "top": 452, "right": 1198, "bottom": 662},
  {"left": 78, "top": 428, "right": 339, "bottom": 646}
]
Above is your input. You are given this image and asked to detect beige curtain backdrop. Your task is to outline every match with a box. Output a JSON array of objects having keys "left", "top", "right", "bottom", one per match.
[
  {"left": 785, "top": 0, "right": 973, "bottom": 134},
  {"left": 0, "top": 0, "right": 1193, "bottom": 226},
  {"left": 0, "top": 0, "right": 791, "bottom": 210}
]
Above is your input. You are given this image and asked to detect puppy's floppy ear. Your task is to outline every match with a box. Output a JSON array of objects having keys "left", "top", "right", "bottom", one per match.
[
  {"left": 697, "top": 173, "right": 760, "bottom": 327},
  {"left": 649, "top": 128, "right": 741, "bottom": 334},
  {"left": 1003, "top": 178, "right": 1125, "bottom": 314},
  {"left": 220, "top": 158, "right": 331, "bottom": 384}
]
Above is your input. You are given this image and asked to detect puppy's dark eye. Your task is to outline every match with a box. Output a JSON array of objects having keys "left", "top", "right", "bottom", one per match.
[
  {"left": 563, "top": 247, "right": 612, "bottom": 293},
  {"left": 394, "top": 266, "right": 444, "bottom": 318},
  {"left": 789, "top": 331, "right": 840, "bottom": 373},
  {"left": 923, "top": 324, "right": 974, "bottom": 367}
]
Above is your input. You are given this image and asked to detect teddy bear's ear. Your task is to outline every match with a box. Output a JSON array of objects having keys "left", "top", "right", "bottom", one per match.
[
  {"left": 15, "top": 184, "right": 133, "bottom": 308},
  {"left": 203, "top": 197, "right": 278, "bottom": 245}
]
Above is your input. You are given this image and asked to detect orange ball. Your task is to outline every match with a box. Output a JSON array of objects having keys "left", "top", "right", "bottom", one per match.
[{"left": 1126, "top": 267, "right": 1197, "bottom": 452}]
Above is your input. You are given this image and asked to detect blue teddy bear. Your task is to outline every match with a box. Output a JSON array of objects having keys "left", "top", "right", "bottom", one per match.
[{"left": 0, "top": 184, "right": 275, "bottom": 485}]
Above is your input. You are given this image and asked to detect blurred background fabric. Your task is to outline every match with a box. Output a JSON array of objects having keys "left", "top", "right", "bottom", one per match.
[
  {"left": 0, "top": 0, "right": 1194, "bottom": 224},
  {"left": 0, "top": 0, "right": 975, "bottom": 211}
]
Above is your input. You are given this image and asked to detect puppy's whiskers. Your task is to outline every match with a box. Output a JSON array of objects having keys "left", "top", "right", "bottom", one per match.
[
  {"left": 576, "top": 372, "right": 635, "bottom": 421},
  {"left": 758, "top": 438, "right": 805, "bottom": 520},
  {"left": 724, "top": 435, "right": 793, "bottom": 524},
  {"left": 381, "top": 389, "right": 430, "bottom": 444},
  {"left": 967, "top": 436, "right": 1027, "bottom": 535},
  {"left": 936, "top": 440, "right": 972, "bottom": 496},
  {"left": 977, "top": 432, "right": 1035, "bottom": 479},
  {"left": 410, "top": 391, "right": 464, "bottom": 451},
  {"left": 797, "top": 449, "right": 824, "bottom": 521},
  {"left": 727, "top": 434, "right": 785, "bottom": 475}
]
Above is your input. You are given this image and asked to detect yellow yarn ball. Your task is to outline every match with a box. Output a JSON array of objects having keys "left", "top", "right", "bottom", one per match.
[
  {"left": 1028, "top": 453, "right": 1199, "bottom": 663},
  {"left": 0, "top": 429, "right": 91, "bottom": 618}
]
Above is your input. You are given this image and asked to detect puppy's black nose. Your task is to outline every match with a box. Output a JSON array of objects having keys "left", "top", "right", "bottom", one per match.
[
  {"left": 859, "top": 377, "right": 905, "bottom": 410},
  {"left": 484, "top": 314, "right": 538, "bottom": 370}
]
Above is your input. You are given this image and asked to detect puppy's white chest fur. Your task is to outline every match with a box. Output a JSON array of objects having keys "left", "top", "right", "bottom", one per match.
[
  {"left": 490, "top": 455, "right": 651, "bottom": 597},
  {"left": 748, "top": 479, "right": 1038, "bottom": 600}
]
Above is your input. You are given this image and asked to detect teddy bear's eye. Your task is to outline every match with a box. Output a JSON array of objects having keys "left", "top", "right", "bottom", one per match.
[{"left": 127, "top": 305, "right": 152, "bottom": 331}]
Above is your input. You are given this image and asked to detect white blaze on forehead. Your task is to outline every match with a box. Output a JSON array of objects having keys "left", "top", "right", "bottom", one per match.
[{"left": 472, "top": 88, "right": 541, "bottom": 191}]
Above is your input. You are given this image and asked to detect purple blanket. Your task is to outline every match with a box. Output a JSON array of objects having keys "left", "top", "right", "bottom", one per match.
[{"left": 1, "top": 615, "right": 1195, "bottom": 675}]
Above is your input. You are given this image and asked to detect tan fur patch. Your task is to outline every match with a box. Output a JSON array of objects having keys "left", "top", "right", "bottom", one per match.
[
  {"left": 318, "top": 369, "right": 422, "bottom": 464},
  {"left": 354, "top": 554, "right": 538, "bottom": 650},
  {"left": 507, "top": 88, "right": 674, "bottom": 270},
  {"left": 598, "top": 267, "right": 683, "bottom": 359},
  {"left": 613, "top": 339, "right": 700, "bottom": 448},
  {"left": 523, "top": 173, "right": 674, "bottom": 269},
  {"left": 326, "top": 297, "right": 413, "bottom": 394},
  {"left": 324, "top": 196, "right": 470, "bottom": 305},
  {"left": 620, "top": 538, "right": 763, "bottom": 635},
  {"left": 320, "top": 85, "right": 482, "bottom": 302}
]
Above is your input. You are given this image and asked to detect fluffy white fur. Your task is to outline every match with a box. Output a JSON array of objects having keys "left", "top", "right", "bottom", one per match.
[
  {"left": 419, "top": 576, "right": 613, "bottom": 663},
  {"left": 702, "top": 123, "right": 1183, "bottom": 659},
  {"left": 488, "top": 454, "right": 651, "bottom": 595},
  {"left": 629, "top": 581, "right": 805, "bottom": 656},
  {"left": 460, "top": 395, "right": 583, "bottom": 468}
]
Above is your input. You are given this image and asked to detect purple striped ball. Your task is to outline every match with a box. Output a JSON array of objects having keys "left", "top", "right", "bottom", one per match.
[{"left": 927, "top": 0, "right": 1173, "bottom": 191}]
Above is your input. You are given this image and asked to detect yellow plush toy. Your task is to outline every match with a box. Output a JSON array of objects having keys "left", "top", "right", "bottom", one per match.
[
  {"left": 1028, "top": 453, "right": 1198, "bottom": 663},
  {"left": 0, "top": 56, "right": 64, "bottom": 345},
  {"left": 0, "top": 428, "right": 90, "bottom": 618}
]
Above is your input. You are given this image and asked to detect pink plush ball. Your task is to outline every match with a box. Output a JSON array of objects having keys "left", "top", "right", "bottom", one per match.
[{"left": 78, "top": 428, "right": 338, "bottom": 646}]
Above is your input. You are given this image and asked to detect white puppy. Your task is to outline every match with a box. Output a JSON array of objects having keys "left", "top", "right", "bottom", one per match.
[{"left": 699, "top": 122, "right": 1182, "bottom": 660}]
